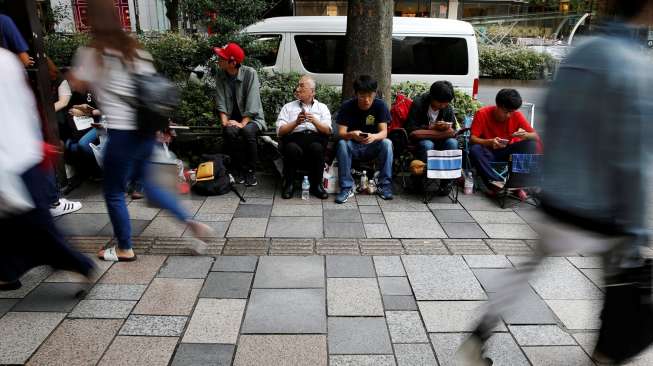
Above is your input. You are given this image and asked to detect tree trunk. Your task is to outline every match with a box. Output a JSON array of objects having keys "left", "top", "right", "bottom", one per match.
[
  {"left": 165, "top": 0, "right": 179, "bottom": 31},
  {"left": 342, "top": 0, "right": 393, "bottom": 106}
]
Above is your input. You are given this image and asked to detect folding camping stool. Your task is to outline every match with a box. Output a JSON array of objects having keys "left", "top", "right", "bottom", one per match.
[{"left": 423, "top": 149, "right": 463, "bottom": 204}]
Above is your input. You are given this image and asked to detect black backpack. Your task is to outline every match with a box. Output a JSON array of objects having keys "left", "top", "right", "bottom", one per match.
[
  {"left": 192, "top": 154, "right": 245, "bottom": 201},
  {"left": 131, "top": 71, "right": 179, "bottom": 135}
]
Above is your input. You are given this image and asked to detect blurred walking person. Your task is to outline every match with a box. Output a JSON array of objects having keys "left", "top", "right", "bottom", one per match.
[
  {"left": 459, "top": 1, "right": 653, "bottom": 364},
  {"left": 0, "top": 48, "right": 94, "bottom": 291},
  {"left": 69, "top": 0, "right": 213, "bottom": 262}
]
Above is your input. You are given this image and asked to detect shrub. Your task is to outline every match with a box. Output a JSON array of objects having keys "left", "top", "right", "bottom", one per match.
[
  {"left": 140, "top": 33, "right": 211, "bottom": 82},
  {"left": 44, "top": 33, "right": 89, "bottom": 67},
  {"left": 479, "top": 44, "right": 557, "bottom": 80},
  {"left": 173, "top": 81, "right": 216, "bottom": 127}
]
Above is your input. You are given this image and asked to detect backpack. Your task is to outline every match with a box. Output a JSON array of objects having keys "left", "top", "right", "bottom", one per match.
[
  {"left": 132, "top": 71, "right": 179, "bottom": 135},
  {"left": 191, "top": 154, "right": 246, "bottom": 201},
  {"left": 389, "top": 94, "right": 413, "bottom": 132}
]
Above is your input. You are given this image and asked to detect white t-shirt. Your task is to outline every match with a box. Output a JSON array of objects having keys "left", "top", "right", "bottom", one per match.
[
  {"left": 72, "top": 47, "right": 155, "bottom": 130},
  {"left": 275, "top": 99, "right": 332, "bottom": 135},
  {"left": 427, "top": 106, "right": 440, "bottom": 125},
  {"left": 58, "top": 79, "right": 72, "bottom": 98}
]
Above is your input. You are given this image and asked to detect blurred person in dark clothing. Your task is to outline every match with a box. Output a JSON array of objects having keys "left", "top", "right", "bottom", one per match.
[{"left": 458, "top": 1, "right": 653, "bottom": 365}]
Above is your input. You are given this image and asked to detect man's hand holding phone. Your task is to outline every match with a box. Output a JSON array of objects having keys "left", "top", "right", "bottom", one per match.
[
  {"left": 492, "top": 137, "right": 510, "bottom": 150},
  {"left": 512, "top": 128, "right": 527, "bottom": 138}
]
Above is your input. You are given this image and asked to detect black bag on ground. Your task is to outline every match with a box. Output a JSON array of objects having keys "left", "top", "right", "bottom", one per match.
[
  {"left": 191, "top": 154, "right": 245, "bottom": 202},
  {"left": 595, "top": 259, "right": 653, "bottom": 362}
]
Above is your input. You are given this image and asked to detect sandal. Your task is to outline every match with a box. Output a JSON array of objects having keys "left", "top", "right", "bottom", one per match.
[{"left": 98, "top": 246, "right": 137, "bottom": 262}]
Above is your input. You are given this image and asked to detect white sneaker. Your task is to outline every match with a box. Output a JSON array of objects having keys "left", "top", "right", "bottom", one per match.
[{"left": 50, "top": 198, "right": 82, "bottom": 217}]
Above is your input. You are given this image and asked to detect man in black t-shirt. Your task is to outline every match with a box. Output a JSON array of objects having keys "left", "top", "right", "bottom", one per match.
[{"left": 335, "top": 75, "right": 393, "bottom": 203}]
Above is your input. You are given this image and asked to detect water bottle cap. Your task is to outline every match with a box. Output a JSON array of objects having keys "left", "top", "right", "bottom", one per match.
[
  {"left": 304, "top": 176, "right": 308, "bottom": 179},
  {"left": 362, "top": 170, "right": 367, "bottom": 174}
]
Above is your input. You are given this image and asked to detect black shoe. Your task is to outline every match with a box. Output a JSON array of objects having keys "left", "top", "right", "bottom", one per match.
[
  {"left": 282, "top": 181, "right": 294, "bottom": 199},
  {"left": 0, "top": 280, "right": 22, "bottom": 291},
  {"left": 310, "top": 184, "right": 328, "bottom": 199},
  {"left": 244, "top": 170, "right": 258, "bottom": 186}
]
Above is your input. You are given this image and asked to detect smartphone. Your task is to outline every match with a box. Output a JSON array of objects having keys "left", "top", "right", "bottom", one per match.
[
  {"left": 359, "top": 133, "right": 369, "bottom": 138},
  {"left": 497, "top": 138, "right": 510, "bottom": 145}
]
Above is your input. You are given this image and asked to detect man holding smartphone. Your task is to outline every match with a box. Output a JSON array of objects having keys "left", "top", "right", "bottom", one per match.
[
  {"left": 469, "top": 89, "right": 539, "bottom": 186},
  {"left": 404, "top": 81, "right": 459, "bottom": 195},
  {"left": 334, "top": 75, "right": 393, "bottom": 203}
]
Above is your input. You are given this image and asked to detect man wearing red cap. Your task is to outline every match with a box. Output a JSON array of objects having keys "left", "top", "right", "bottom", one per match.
[{"left": 214, "top": 42, "right": 266, "bottom": 186}]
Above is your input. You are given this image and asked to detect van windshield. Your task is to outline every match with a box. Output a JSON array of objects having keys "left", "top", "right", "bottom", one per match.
[{"left": 294, "top": 35, "right": 469, "bottom": 75}]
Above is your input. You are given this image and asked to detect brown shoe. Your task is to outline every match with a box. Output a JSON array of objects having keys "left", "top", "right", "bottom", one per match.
[{"left": 131, "top": 191, "right": 144, "bottom": 200}]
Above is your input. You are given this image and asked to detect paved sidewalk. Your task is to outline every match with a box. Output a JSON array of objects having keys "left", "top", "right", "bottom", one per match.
[{"left": 5, "top": 253, "right": 650, "bottom": 366}]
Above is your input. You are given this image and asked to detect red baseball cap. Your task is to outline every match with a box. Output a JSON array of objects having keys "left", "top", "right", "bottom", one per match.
[{"left": 213, "top": 42, "right": 245, "bottom": 63}]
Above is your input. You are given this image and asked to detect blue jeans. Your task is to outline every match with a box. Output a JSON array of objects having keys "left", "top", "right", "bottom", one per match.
[
  {"left": 67, "top": 128, "right": 98, "bottom": 161},
  {"left": 417, "top": 138, "right": 459, "bottom": 162},
  {"left": 470, "top": 140, "right": 537, "bottom": 182},
  {"left": 103, "top": 130, "right": 190, "bottom": 250},
  {"left": 45, "top": 167, "right": 60, "bottom": 206},
  {"left": 336, "top": 139, "right": 393, "bottom": 190}
]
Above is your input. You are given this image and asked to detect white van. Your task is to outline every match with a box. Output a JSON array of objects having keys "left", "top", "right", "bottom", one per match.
[{"left": 244, "top": 16, "right": 480, "bottom": 98}]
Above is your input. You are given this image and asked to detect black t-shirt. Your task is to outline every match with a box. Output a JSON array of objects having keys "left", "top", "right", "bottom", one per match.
[{"left": 337, "top": 98, "right": 391, "bottom": 134}]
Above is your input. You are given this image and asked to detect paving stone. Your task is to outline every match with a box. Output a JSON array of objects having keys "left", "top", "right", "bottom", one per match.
[
  {"left": 157, "top": 256, "right": 214, "bottom": 278},
  {"left": 75, "top": 200, "right": 109, "bottom": 214},
  {"left": 0, "top": 267, "right": 53, "bottom": 299},
  {"left": 530, "top": 257, "right": 603, "bottom": 300},
  {"left": 458, "top": 195, "right": 509, "bottom": 211},
  {"left": 266, "top": 216, "right": 323, "bottom": 238},
  {"left": 567, "top": 256, "right": 603, "bottom": 269},
  {"left": 522, "top": 346, "right": 594, "bottom": 365},
  {"left": 223, "top": 238, "right": 269, "bottom": 255},
  {"left": 26, "top": 319, "right": 122, "bottom": 366},
  {"left": 324, "top": 221, "right": 366, "bottom": 238},
  {"left": 379, "top": 277, "right": 412, "bottom": 296},
  {"left": 383, "top": 295, "right": 418, "bottom": 311},
  {"left": 430, "top": 332, "right": 528, "bottom": 366},
  {"left": 323, "top": 200, "right": 359, "bottom": 210},
  {"left": 580, "top": 268, "right": 604, "bottom": 289},
  {"left": 374, "top": 256, "right": 406, "bottom": 276},
  {"left": 513, "top": 208, "right": 551, "bottom": 224},
  {"left": 0, "top": 299, "right": 18, "bottom": 316},
  {"left": 270, "top": 238, "right": 315, "bottom": 255},
  {"left": 360, "top": 205, "right": 382, "bottom": 213},
  {"left": 469, "top": 210, "right": 526, "bottom": 224},
  {"left": 100, "top": 255, "right": 166, "bottom": 284},
  {"left": 158, "top": 199, "right": 203, "bottom": 217},
  {"left": 99, "top": 219, "right": 150, "bottom": 236},
  {"left": 13, "top": 283, "right": 84, "bottom": 312},
  {"left": 140, "top": 216, "right": 188, "bottom": 237},
  {"left": 46, "top": 257, "right": 113, "bottom": 283},
  {"left": 212, "top": 255, "right": 258, "bottom": 272},
  {"left": 357, "top": 195, "right": 380, "bottom": 206},
  {"left": 419, "top": 301, "right": 502, "bottom": 332},
  {"left": 241, "top": 288, "right": 326, "bottom": 333},
  {"left": 471, "top": 268, "right": 515, "bottom": 293},
  {"left": 197, "top": 198, "right": 240, "bottom": 214},
  {"left": 183, "top": 298, "right": 246, "bottom": 344},
  {"left": 271, "top": 204, "right": 323, "bottom": 216},
  {"left": 330, "top": 355, "right": 396, "bottom": 366},
  {"left": 234, "top": 335, "right": 327, "bottom": 366},
  {"left": 327, "top": 278, "right": 384, "bottom": 316},
  {"left": 316, "top": 238, "right": 360, "bottom": 255},
  {"left": 500, "top": 288, "right": 558, "bottom": 325},
  {"left": 227, "top": 218, "right": 268, "bottom": 237},
  {"left": 253, "top": 256, "right": 324, "bottom": 288},
  {"left": 571, "top": 333, "right": 598, "bottom": 357},
  {"left": 359, "top": 239, "right": 403, "bottom": 255},
  {"left": 545, "top": 300, "right": 603, "bottom": 330},
  {"left": 509, "top": 325, "right": 577, "bottom": 346},
  {"left": 386, "top": 311, "right": 428, "bottom": 343},
  {"left": 119, "top": 315, "right": 187, "bottom": 336},
  {"left": 0, "top": 312, "right": 65, "bottom": 364},
  {"left": 326, "top": 256, "right": 375, "bottom": 277},
  {"left": 98, "top": 336, "right": 178, "bottom": 366},
  {"left": 193, "top": 213, "right": 233, "bottom": 221},
  {"left": 480, "top": 223, "right": 538, "bottom": 239},
  {"left": 171, "top": 344, "right": 235, "bottom": 366},
  {"left": 181, "top": 221, "right": 229, "bottom": 238},
  {"left": 324, "top": 209, "right": 362, "bottom": 223},
  {"left": 394, "top": 343, "right": 437, "bottom": 366},
  {"left": 134, "top": 278, "right": 203, "bottom": 315},
  {"left": 200, "top": 272, "right": 253, "bottom": 298},
  {"left": 485, "top": 239, "right": 534, "bottom": 255},
  {"left": 328, "top": 317, "right": 393, "bottom": 354},
  {"left": 433, "top": 209, "right": 476, "bottom": 223},
  {"left": 149, "top": 238, "right": 224, "bottom": 256},
  {"left": 444, "top": 239, "right": 493, "bottom": 254},
  {"left": 403, "top": 255, "right": 487, "bottom": 300},
  {"left": 86, "top": 284, "right": 147, "bottom": 300},
  {"left": 56, "top": 213, "right": 110, "bottom": 236},
  {"left": 442, "top": 222, "right": 488, "bottom": 239},
  {"left": 240, "top": 198, "right": 274, "bottom": 205},
  {"left": 427, "top": 202, "right": 464, "bottom": 210},
  {"left": 362, "top": 213, "right": 386, "bottom": 224},
  {"left": 385, "top": 212, "right": 446, "bottom": 238},
  {"left": 234, "top": 204, "right": 272, "bottom": 218},
  {"left": 402, "top": 239, "right": 449, "bottom": 255},
  {"left": 66, "top": 236, "right": 113, "bottom": 254},
  {"left": 68, "top": 299, "right": 136, "bottom": 318},
  {"left": 464, "top": 255, "right": 513, "bottom": 268},
  {"left": 379, "top": 198, "right": 429, "bottom": 212},
  {"left": 363, "top": 224, "right": 392, "bottom": 239},
  {"left": 127, "top": 202, "right": 161, "bottom": 220}
]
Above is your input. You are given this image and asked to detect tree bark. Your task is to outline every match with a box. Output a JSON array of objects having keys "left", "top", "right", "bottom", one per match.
[
  {"left": 342, "top": 0, "right": 393, "bottom": 106},
  {"left": 165, "top": 0, "right": 179, "bottom": 31}
]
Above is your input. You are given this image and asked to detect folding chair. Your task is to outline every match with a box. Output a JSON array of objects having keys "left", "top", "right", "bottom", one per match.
[
  {"left": 493, "top": 153, "right": 543, "bottom": 208},
  {"left": 423, "top": 149, "right": 463, "bottom": 204},
  {"left": 488, "top": 102, "right": 537, "bottom": 182}
]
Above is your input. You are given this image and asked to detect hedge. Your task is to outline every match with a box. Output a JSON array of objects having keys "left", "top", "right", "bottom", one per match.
[{"left": 479, "top": 44, "right": 557, "bottom": 80}]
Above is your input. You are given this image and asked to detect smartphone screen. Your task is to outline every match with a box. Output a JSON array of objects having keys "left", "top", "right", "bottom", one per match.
[{"left": 360, "top": 133, "right": 369, "bottom": 138}]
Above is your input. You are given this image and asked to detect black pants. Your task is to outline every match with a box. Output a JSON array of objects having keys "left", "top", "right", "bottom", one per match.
[
  {"left": 282, "top": 131, "right": 328, "bottom": 187},
  {"left": 223, "top": 123, "right": 260, "bottom": 172}
]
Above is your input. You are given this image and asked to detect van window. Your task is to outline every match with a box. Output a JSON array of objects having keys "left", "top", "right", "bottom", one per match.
[
  {"left": 392, "top": 36, "right": 468, "bottom": 75},
  {"left": 251, "top": 34, "right": 282, "bottom": 67},
  {"left": 295, "top": 35, "right": 346, "bottom": 73}
]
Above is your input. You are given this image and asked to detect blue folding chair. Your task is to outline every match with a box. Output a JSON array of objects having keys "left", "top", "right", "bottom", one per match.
[
  {"left": 423, "top": 149, "right": 463, "bottom": 204},
  {"left": 494, "top": 153, "right": 543, "bottom": 208}
]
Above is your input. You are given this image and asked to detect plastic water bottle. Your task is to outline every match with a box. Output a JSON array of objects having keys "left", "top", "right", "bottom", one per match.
[
  {"left": 301, "top": 176, "right": 310, "bottom": 200},
  {"left": 464, "top": 171, "right": 474, "bottom": 195},
  {"left": 360, "top": 170, "right": 369, "bottom": 193}
]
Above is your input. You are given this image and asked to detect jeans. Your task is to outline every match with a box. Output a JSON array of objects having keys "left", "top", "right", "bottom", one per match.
[
  {"left": 336, "top": 139, "right": 393, "bottom": 190},
  {"left": 417, "top": 138, "right": 459, "bottom": 162},
  {"left": 223, "top": 123, "right": 260, "bottom": 172},
  {"left": 103, "top": 129, "right": 190, "bottom": 250},
  {"left": 45, "top": 162, "right": 60, "bottom": 206},
  {"left": 470, "top": 140, "right": 537, "bottom": 182}
]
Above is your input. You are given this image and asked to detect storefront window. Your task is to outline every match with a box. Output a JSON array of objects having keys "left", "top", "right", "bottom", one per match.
[{"left": 394, "top": 0, "right": 431, "bottom": 17}]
